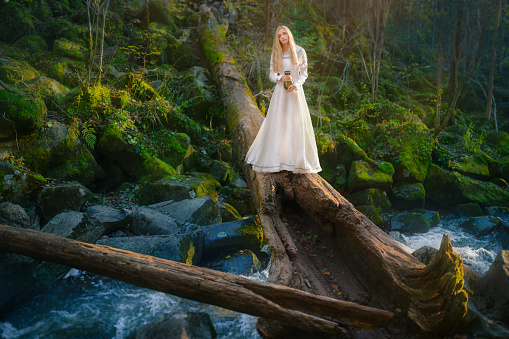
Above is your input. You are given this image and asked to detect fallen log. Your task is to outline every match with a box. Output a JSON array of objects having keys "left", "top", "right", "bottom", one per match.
[
  {"left": 0, "top": 224, "right": 393, "bottom": 333},
  {"left": 197, "top": 4, "right": 468, "bottom": 336}
]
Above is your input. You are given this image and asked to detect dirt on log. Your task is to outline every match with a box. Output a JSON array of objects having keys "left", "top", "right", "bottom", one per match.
[
  {"left": 197, "top": 4, "right": 468, "bottom": 336},
  {"left": 0, "top": 225, "right": 394, "bottom": 334}
]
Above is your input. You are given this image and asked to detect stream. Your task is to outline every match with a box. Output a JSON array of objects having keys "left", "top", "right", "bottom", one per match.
[{"left": 0, "top": 215, "right": 503, "bottom": 339}]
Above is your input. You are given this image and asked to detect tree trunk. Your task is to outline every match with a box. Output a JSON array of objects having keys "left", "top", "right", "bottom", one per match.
[
  {"left": 0, "top": 225, "right": 394, "bottom": 334},
  {"left": 485, "top": 0, "right": 502, "bottom": 122},
  {"left": 434, "top": 0, "right": 444, "bottom": 133},
  {"left": 197, "top": 4, "right": 468, "bottom": 336}
]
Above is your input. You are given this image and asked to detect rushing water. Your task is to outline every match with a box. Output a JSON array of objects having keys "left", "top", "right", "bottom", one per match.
[
  {"left": 392, "top": 215, "right": 503, "bottom": 275},
  {"left": 0, "top": 266, "right": 268, "bottom": 339}
]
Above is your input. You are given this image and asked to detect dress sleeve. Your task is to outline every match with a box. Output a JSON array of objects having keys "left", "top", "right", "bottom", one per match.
[
  {"left": 293, "top": 48, "right": 308, "bottom": 88},
  {"left": 269, "top": 54, "right": 283, "bottom": 83}
]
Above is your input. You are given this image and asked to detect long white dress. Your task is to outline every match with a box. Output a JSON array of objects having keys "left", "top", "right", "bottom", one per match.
[{"left": 246, "top": 46, "right": 321, "bottom": 173}]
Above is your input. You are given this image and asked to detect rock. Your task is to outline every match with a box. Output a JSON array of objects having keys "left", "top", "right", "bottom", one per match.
[
  {"left": 218, "top": 186, "right": 255, "bottom": 216},
  {"left": 46, "top": 59, "right": 81, "bottom": 88},
  {"left": 0, "top": 57, "right": 39, "bottom": 84},
  {"left": 137, "top": 175, "right": 218, "bottom": 205},
  {"left": 500, "top": 156, "right": 509, "bottom": 182},
  {"left": 130, "top": 206, "right": 179, "bottom": 236},
  {"left": 486, "top": 131, "right": 509, "bottom": 156},
  {"left": 166, "top": 29, "right": 201, "bottom": 71},
  {"left": 484, "top": 206, "right": 509, "bottom": 218},
  {"left": 0, "top": 161, "right": 46, "bottom": 204},
  {"left": 84, "top": 205, "right": 130, "bottom": 234},
  {"left": 53, "top": 38, "right": 87, "bottom": 61},
  {"left": 38, "top": 182, "right": 96, "bottom": 221},
  {"left": 346, "top": 160, "right": 394, "bottom": 192},
  {"left": 412, "top": 246, "right": 438, "bottom": 265},
  {"left": 347, "top": 188, "right": 391, "bottom": 212},
  {"left": 489, "top": 177, "right": 508, "bottom": 188},
  {"left": 209, "top": 160, "right": 239, "bottom": 186},
  {"left": 452, "top": 154, "right": 490, "bottom": 181},
  {"left": 202, "top": 217, "right": 263, "bottom": 257},
  {"left": 27, "top": 76, "right": 70, "bottom": 109},
  {"left": 389, "top": 182, "right": 425, "bottom": 210},
  {"left": 453, "top": 203, "right": 484, "bottom": 218},
  {"left": 413, "top": 209, "right": 440, "bottom": 227},
  {"left": 390, "top": 212, "right": 430, "bottom": 233},
  {"left": 218, "top": 202, "right": 242, "bottom": 222},
  {"left": 204, "top": 249, "right": 261, "bottom": 275},
  {"left": 475, "top": 250, "right": 509, "bottom": 324},
  {"left": 458, "top": 216, "right": 500, "bottom": 237},
  {"left": 150, "top": 196, "right": 221, "bottom": 226},
  {"left": 181, "top": 66, "right": 215, "bottom": 120},
  {"left": 21, "top": 121, "right": 104, "bottom": 185},
  {"left": 356, "top": 205, "right": 384, "bottom": 227},
  {"left": 156, "top": 131, "right": 195, "bottom": 171},
  {"left": 0, "top": 90, "right": 46, "bottom": 140},
  {"left": 41, "top": 211, "right": 105, "bottom": 243},
  {"left": 134, "top": 312, "right": 216, "bottom": 339},
  {"left": 335, "top": 134, "right": 372, "bottom": 170},
  {"left": 0, "top": 202, "right": 30, "bottom": 228},
  {"left": 423, "top": 164, "right": 460, "bottom": 207},
  {"left": 97, "top": 233, "right": 203, "bottom": 265}
]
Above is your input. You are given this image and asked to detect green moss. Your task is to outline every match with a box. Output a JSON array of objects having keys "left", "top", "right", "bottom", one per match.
[
  {"left": 0, "top": 91, "right": 46, "bottom": 135},
  {"left": 347, "top": 160, "right": 393, "bottom": 191},
  {"left": 237, "top": 217, "right": 264, "bottom": 247},
  {"left": 53, "top": 38, "right": 87, "bottom": 61},
  {"left": 0, "top": 58, "right": 39, "bottom": 84},
  {"left": 356, "top": 205, "right": 383, "bottom": 226},
  {"left": 191, "top": 179, "right": 218, "bottom": 202},
  {"left": 140, "top": 157, "right": 177, "bottom": 181}
]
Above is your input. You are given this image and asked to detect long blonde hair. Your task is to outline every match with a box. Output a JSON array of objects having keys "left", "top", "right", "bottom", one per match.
[{"left": 272, "top": 26, "right": 299, "bottom": 74}]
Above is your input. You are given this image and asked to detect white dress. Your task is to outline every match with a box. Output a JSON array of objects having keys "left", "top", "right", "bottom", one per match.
[{"left": 246, "top": 46, "right": 321, "bottom": 173}]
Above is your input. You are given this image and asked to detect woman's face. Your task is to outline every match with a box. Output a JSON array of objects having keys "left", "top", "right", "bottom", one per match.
[{"left": 277, "top": 28, "right": 289, "bottom": 45}]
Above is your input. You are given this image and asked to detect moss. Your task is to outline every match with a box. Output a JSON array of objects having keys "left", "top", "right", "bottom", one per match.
[
  {"left": 454, "top": 203, "right": 483, "bottom": 217},
  {"left": 237, "top": 218, "right": 264, "bottom": 247},
  {"left": 356, "top": 205, "right": 384, "bottom": 226},
  {"left": 53, "top": 38, "right": 87, "bottom": 61},
  {"left": 191, "top": 179, "right": 219, "bottom": 202},
  {"left": 140, "top": 157, "right": 176, "bottom": 182},
  {"left": 0, "top": 58, "right": 39, "bottom": 84},
  {"left": 347, "top": 160, "right": 393, "bottom": 192},
  {"left": 0, "top": 91, "right": 46, "bottom": 136}
]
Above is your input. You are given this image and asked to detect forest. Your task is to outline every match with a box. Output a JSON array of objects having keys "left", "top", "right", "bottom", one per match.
[{"left": 0, "top": 0, "right": 509, "bottom": 338}]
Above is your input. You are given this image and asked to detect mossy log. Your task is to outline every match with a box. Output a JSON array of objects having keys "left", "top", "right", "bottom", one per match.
[
  {"left": 0, "top": 225, "right": 393, "bottom": 334},
  {"left": 197, "top": 4, "right": 468, "bottom": 336}
]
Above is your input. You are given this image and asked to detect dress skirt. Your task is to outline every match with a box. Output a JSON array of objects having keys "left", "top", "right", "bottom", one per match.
[{"left": 245, "top": 83, "right": 322, "bottom": 173}]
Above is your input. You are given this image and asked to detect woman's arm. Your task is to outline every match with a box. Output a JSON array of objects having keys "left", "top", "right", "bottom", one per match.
[
  {"left": 269, "top": 54, "right": 283, "bottom": 83},
  {"left": 292, "top": 48, "right": 308, "bottom": 88}
]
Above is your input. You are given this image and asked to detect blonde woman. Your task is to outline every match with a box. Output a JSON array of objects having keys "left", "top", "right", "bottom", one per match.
[{"left": 246, "top": 26, "right": 321, "bottom": 173}]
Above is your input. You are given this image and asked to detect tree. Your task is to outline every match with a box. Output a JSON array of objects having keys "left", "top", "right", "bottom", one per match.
[{"left": 485, "top": 0, "right": 503, "bottom": 123}]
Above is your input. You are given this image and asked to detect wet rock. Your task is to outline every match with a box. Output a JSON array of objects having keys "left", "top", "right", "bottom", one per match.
[
  {"left": 483, "top": 206, "right": 509, "bottom": 218},
  {"left": 137, "top": 175, "right": 218, "bottom": 205},
  {"left": 202, "top": 217, "right": 263, "bottom": 257},
  {"left": 390, "top": 212, "right": 430, "bottom": 233},
  {"left": 346, "top": 160, "right": 394, "bottom": 192},
  {"left": 453, "top": 203, "right": 484, "bottom": 218},
  {"left": 475, "top": 250, "right": 509, "bottom": 325},
  {"left": 389, "top": 182, "right": 425, "bottom": 210},
  {"left": 85, "top": 205, "right": 130, "bottom": 234},
  {"left": 413, "top": 209, "right": 440, "bottom": 227},
  {"left": 0, "top": 90, "right": 46, "bottom": 140},
  {"left": 0, "top": 161, "right": 46, "bottom": 204},
  {"left": 218, "top": 186, "right": 255, "bottom": 216},
  {"left": 150, "top": 196, "right": 221, "bottom": 226},
  {"left": 347, "top": 188, "right": 391, "bottom": 212},
  {"left": 0, "top": 202, "right": 30, "bottom": 228},
  {"left": 458, "top": 216, "right": 501, "bottom": 237},
  {"left": 97, "top": 232, "right": 203, "bottom": 265},
  {"left": 134, "top": 312, "right": 216, "bottom": 339},
  {"left": 130, "top": 206, "right": 179, "bottom": 236},
  {"left": 38, "top": 182, "right": 96, "bottom": 221},
  {"left": 204, "top": 249, "right": 261, "bottom": 275}
]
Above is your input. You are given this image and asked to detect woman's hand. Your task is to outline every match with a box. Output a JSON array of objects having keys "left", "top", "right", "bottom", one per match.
[
  {"left": 280, "top": 75, "right": 292, "bottom": 82},
  {"left": 285, "top": 84, "right": 297, "bottom": 93}
]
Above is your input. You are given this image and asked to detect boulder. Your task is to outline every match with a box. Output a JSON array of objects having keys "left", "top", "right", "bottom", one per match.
[
  {"left": 202, "top": 217, "right": 263, "bottom": 258},
  {"left": 458, "top": 216, "right": 500, "bottom": 237},
  {"left": 137, "top": 175, "right": 218, "bottom": 205},
  {"left": 218, "top": 202, "right": 242, "bottom": 222},
  {"left": 204, "top": 249, "right": 261, "bottom": 275},
  {"left": 53, "top": 38, "right": 87, "bottom": 61},
  {"left": 0, "top": 57, "right": 39, "bottom": 84},
  {"left": 0, "top": 161, "right": 46, "bottom": 204},
  {"left": 390, "top": 212, "right": 430, "bottom": 233},
  {"left": 452, "top": 154, "right": 490, "bottom": 181},
  {"left": 485, "top": 131, "right": 509, "bottom": 156},
  {"left": 413, "top": 209, "right": 440, "bottom": 227},
  {"left": 423, "top": 164, "right": 460, "bottom": 207},
  {"left": 335, "top": 134, "right": 372, "bottom": 170},
  {"left": 134, "top": 312, "right": 216, "bottom": 339},
  {"left": 346, "top": 188, "right": 391, "bottom": 213},
  {"left": 37, "top": 182, "right": 96, "bottom": 221},
  {"left": 209, "top": 160, "right": 239, "bottom": 185},
  {"left": 389, "top": 182, "right": 425, "bottom": 210},
  {"left": 0, "top": 202, "right": 30, "bottom": 228},
  {"left": 484, "top": 206, "right": 509, "bottom": 218},
  {"left": 453, "top": 203, "right": 484, "bottom": 218},
  {"left": 155, "top": 131, "right": 195, "bottom": 171},
  {"left": 41, "top": 211, "right": 105, "bottom": 243},
  {"left": 84, "top": 205, "right": 130, "bottom": 234},
  {"left": 180, "top": 66, "right": 215, "bottom": 121},
  {"left": 130, "top": 206, "right": 179, "bottom": 235},
  {"left": 218, "top": 186, "right": 255, "bottom": 216},
  {"left": 356, "top": 205, "right": 384, "bottom": 227},
  {"left": 97, "top": 233, "right": 203, "bottom": 265},
  {"left": 346, "top": 160, "right": 394, "bottom": 192},
  {"left": 474, "top": 250, "right": 509, "bottom": 324},
  {"left": 27, "top": 76, "right": 70, "bottom": 109},
  {"left": 150, "top": 196, "right": 221, "bottom": 226},
  {"left": 0, "top": 90, "right": 46, "bottom": 140},
  {"left": 46, "top": 59, "right": 81, "bottom": 88}
]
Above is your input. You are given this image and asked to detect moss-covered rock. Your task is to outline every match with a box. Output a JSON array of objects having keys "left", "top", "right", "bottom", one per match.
[
  {"left": 424, "top": 164, "right": 461, "bottom": 207},
  {"left": 140, "top": 157, "right": 177, "bottom": 182},
  {"left": 346, "top": 188, "right": 391, "bottom": 212},
  {"left": 22, "top": 121, "right": 104, "bottom": 185},
  {"left": 346, "top": 160, "right": 394, "bottom": 192},
  {"left": 46, "top": 59, "right": 81, "bottom": 88},
  {"left": 218, "top": 202, "right": 243, "bottom": 222},
  {"left": 218, "top": 186, "right": 255, "bottom": 216},
  {"left": 413, "top": 209, "right": 441, "bottom": 227},
  {"left": 0, "top": 90, "right": 46, "bottom": 140},
  {"left": 458, "top": 216, "right": 500, "bottom": 237},
  {"left": 0, "top": 58, "right": 39, "bottom": 84},
  {"left": 335, "top": 134, "right": 372, "bottom": 170},
  {"left": 166, "top": 28, "right": 202, "bottom": 71},
  {"left": 486, "top": 131, "right": 509, "bottom": 156},
  {"left": 499, "top": 156, "right": 509, "bottom": 182},
  {"left": 356, "top": 205, "right": 384, "bottom": 227},
  {"left": 452, "top": 154, "right": 490, "bottom": 181},
  {"left": 38, "top": 183, "right": 97, "bottom": 221},
  {"left": 453, "top": 203, "right": 484, "bottom": 218},
  {"left": 27, "top": 76, "right": 70, "bottom": 110},
  {"left": 390, "top": 212, "right": 430, "bottom": 233},
  {"left": 389, "top": 182, "right": 425, "bottom": 210},
  {"left": 0, "top": 161, "right": 46, "bottom": 204},
  {"left": 209, "top": 160, "right": 239, "bottom": 185},
  {"left": 180, "top": 66, "right": 216, "bottom": 121},
  {"left": 53, "top": 38, "right": 87, "bottom": 61},
  {"left": 156, "top": 131, "right": 195, "bottom": 171}
]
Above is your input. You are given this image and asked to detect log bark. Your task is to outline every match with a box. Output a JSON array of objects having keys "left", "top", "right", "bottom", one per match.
[
  {"left": 0, "top": 224, "right": 393, "bottom": 334},
  {"left": 197, "top": 4, "right": 468, "bottom": 336}
]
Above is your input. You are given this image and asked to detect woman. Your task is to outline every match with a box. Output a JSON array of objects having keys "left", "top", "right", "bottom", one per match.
[{"left": 245, "top": 26, "right": 321, "bottom": 173}]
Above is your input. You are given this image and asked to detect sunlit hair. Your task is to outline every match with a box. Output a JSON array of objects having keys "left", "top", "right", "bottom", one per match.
[{"left": 272, "top": 26, "right": 299, "bottom": 74}]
